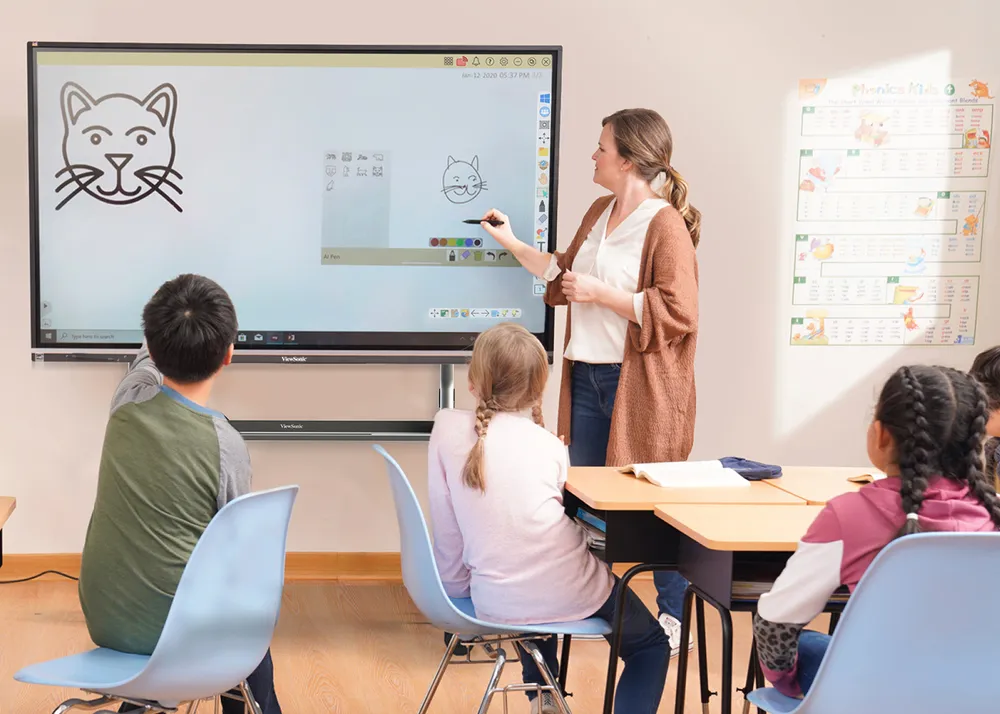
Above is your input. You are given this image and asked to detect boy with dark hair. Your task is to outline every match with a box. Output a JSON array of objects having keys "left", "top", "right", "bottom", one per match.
[
  {"left": 970, "top": 345, "right": 1000, "bottom": 483},
  {"left": 78, "top": 274, "right": 281, "bottom": 714}
]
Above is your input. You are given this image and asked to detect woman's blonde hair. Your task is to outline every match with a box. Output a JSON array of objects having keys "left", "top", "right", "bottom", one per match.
[
  {"left": 602, "top": 108, "right": 702, "bottom": 247},
  {"left": 462, "top": 323, "right": 548, "bottom": 492}
]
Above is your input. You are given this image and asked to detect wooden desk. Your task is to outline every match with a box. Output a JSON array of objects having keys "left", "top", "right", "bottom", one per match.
[
  {"left": 655, "top": 504, "right": 825, "bottom": 551},
  {"left": 764, "top": 466, "right": 881, "bottom": 505},
  {"left": 566, "top": 469, "right": 804, "bottom": 714},
  {"left": 0, "top": 497, "right": 16, "bottom": 568},
  {"left": 654, "top": 503, "right": 840, "bottom": 714},
  {"left": 567, "top": 467, "right": 806, "bottom": 510}
]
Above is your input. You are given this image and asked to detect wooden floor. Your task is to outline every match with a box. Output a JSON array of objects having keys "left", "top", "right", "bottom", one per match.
[{"left": 0, "top": 579, "right": 826, "bottom": 713}]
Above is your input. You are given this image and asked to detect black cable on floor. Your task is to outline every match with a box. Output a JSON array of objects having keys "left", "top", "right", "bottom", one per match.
[{"left": 0, "top": 570, "right": 79, "bottom": 584}]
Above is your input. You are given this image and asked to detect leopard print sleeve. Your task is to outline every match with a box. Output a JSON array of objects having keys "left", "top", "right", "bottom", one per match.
[{"left": 753, "top": 614, "right": 803, "bottom": 672}]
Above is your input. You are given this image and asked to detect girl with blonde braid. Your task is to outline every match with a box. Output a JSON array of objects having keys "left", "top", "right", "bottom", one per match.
[{"left": 428, "top": 323, "right": 668, "bottom": 714}]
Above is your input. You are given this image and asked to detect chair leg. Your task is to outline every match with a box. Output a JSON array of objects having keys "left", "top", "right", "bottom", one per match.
[
  {"left": 184, "top": 700, "right": 202, "bottom": 714},
  {"left": 239, "top": 681, "right": 263, "bottom": 714},
  {"left": 521, "top": 640, "right": 573, "bottom": 714},
  {"left": 52, "top": 696, "right": 117, "bottom": 714},
  {"left": 475, "top": 646, "right": 508, "bottom": 714},
  {"left": 418, "top": 632, "right": 462, "bottom": 714}
]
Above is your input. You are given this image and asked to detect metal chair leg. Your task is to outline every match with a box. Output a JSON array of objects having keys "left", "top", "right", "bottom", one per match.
[
  {"left": 53, "top": 696, "right": 118, "bottom": 714},
  {"left": 476, "top": 646, "right": 508, "bottom": 714},
  {"left": 418, "top": 632, "right": 462, "bottom": 714},
  {"left": 521, "top": 640, "right": 573, "bottom": 714},
  {"left": 239, "top": 681, "right": 263, "bottom": 714}
]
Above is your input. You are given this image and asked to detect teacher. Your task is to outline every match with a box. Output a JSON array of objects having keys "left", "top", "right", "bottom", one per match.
[{"left": 480, "top": 107, "right": 700, "bottom": 653}]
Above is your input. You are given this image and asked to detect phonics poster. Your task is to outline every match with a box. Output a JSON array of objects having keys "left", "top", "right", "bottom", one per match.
[{"left": 791, "top": 78, "right": 994, "bottom": 346}]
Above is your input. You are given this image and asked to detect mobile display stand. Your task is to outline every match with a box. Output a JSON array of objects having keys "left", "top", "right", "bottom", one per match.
[{"left": 228, "top": 364, "right": 454, "bottom": 441}]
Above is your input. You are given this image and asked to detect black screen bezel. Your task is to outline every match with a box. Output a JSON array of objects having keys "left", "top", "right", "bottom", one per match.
[{"left": 27, "top": 42, "right": 562, "bottom": 360}]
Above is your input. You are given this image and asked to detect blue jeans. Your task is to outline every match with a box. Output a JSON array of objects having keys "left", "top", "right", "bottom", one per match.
[
  {"left": 568, "top": 362, "right": 689, "bottom": 623},
  {"left": 519, "top": 576, "right": 669, "bottom": 714},
  {"left": 796, "top": 630, "right": 831, "bottom": 696}
]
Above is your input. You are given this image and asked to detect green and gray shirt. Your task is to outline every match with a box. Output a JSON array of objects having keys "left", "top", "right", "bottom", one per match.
[{"left": 79, "top": 346, "right": 251, "bottom": 655}]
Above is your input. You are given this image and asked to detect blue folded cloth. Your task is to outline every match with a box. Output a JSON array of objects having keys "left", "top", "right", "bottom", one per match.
[{"left": 719, "top": 457, "right": 782, "bottom": 481}]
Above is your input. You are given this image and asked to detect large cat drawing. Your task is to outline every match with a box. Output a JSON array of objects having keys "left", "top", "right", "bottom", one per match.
[
  {"left": 441, "top": 155, "right": 487, "bottom": 204},
  {"left": 56, "top": 81, "right": 182, "bottom": 211}
]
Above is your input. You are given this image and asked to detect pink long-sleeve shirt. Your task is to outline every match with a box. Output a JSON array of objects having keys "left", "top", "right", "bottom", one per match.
[{"left": 427, "top": 408, "right": 615, "bottom": 625}]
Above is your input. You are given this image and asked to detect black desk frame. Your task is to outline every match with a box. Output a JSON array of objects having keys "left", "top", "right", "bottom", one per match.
[
  {"left": 563, "top": 492, "right": 679, "bottom": 714},
  {"left": 671, "top": 535, "right": 846, "bottom": 714}
]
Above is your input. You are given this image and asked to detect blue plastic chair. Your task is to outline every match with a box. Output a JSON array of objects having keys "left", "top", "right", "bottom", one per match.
[
  {"left": 15, "top": 485, "right": 299, "bottom": 713},
  {"left": 374, "top": 445, "right": 610, "bottom": 714},
  {"left": 747, "top": 532, "right": 1000, "bottom": 713}
]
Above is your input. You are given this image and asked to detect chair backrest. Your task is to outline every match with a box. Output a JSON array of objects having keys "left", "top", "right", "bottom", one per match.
[
  {"left": 374, "top": 445, "right": 491, "bottom": 635},
  {"left": 798, "top": 532, "right": 1000, "bottom": 713},
  {"left": 115, "top": 485, "right": 298, "bottom": 703}
]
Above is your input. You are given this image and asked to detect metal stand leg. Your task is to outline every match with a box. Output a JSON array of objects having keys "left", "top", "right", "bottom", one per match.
[
  {"left": 523, "top": 640, "right": 573, "bottom": 714},
  {"left": 418, "top": 633, "right": 461, "bottom": 714},
  {"left": 438, "top": 364, "right": 455, "bottom": 410},
  {"left": 673, "top": 587, "right": 696, "bottom": 714},
  {"left": 696, "top": 598, "right": 713, "bottom": 714},
  {"left": 475, "top": 646, "right": 508, "bottom": 714},
  {"left": 558, "top": 634, "right": 572, "bottom": 695},
  {"left": 602, "top": 564, "right": 670, "bottom": 714}
]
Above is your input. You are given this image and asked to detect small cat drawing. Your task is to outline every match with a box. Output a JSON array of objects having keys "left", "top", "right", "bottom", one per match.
[
  {"left": 442, "top": 155, "right": 487, "bottom": 204},
  {"left": 56, "top": 82, "right": 182, "bottom": 211}
]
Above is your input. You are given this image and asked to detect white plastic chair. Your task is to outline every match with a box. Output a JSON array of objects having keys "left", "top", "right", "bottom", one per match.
[
  {"left": 14, "top": 485, "right": 299, "bottom": 713},
  {"left": 747, "top": 532, "right": 1000, "bottom": 713},
  {"left": 375, "top": 445, "right": 610, "bottom": 714}
]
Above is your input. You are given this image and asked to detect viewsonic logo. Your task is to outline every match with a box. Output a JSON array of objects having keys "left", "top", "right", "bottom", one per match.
[{"left": 281, "top": 356, "right": 307, "bottom": 363}]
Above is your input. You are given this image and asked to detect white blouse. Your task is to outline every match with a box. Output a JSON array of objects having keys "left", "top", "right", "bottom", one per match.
[{"left": 544, "top": 197, "right": 667, "bottom": 363}]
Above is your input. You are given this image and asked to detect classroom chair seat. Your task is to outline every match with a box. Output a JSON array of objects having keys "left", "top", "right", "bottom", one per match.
[
  {"left": 746, "top": 532, "right": 1000, "bottom": 714},
  {"left": 375, "top": 445, "right": 611, "bottom": 714},
  {"left": 14, "top": 486, "right": 298, "bottom": 714}
]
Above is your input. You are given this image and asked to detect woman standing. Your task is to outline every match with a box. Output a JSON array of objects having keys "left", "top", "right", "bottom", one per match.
[{"left": 480, "top": 108, "right": 700, "bottom": 653}]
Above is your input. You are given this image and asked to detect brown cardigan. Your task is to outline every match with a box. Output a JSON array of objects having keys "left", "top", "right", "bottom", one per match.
[{"left": 545, "top": 196, "right": 699, "bottom": 467}]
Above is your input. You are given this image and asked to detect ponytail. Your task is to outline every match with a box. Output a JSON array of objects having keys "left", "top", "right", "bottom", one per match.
[
  {"left": 462, "top": 399, "right": 496, "bottom": 492},
  {"left": 662, "top": 165, "right": 701, "bottom": 248}
]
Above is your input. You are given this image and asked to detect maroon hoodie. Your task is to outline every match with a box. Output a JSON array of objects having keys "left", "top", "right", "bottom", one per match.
[{"left": 752, "top": 476, "right": 996, "bottom": 697}]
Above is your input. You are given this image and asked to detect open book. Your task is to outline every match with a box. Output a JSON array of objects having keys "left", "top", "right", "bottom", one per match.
[{"left": 618, "top": 460, "right": 750, "bottom": 488}]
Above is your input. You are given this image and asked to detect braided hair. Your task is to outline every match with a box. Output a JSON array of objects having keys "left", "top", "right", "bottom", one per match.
[
  {"left": 461, "top": 324, "right": 549, "bottom": 492},
  {"left": 875, "top": 365, "right": 1000, "bottom": 536}
]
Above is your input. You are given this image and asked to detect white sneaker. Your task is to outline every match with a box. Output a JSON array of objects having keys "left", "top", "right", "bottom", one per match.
[
  {"left": 658, "top": 613, "right": 694, "bottom": 658},
  {"left": 530, "top": 691, "right": 558, "bottom": 714}
]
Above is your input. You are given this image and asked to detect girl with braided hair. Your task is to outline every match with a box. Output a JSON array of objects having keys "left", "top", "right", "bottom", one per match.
[
  {"left": 753, "top": 365, "right": 1000, "bottom": 699},
  {"left": 428, "top": 323, "right": 668, "bottom": 714}
]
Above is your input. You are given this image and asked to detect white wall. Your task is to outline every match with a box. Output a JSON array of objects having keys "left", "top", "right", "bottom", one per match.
[{"left": 2, "top": 0, "right": 998, "bottom": 553}]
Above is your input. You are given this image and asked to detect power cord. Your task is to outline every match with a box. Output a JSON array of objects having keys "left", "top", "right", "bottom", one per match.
[{"left": 0, "top": 570, "right": 79, "bottom": 584}]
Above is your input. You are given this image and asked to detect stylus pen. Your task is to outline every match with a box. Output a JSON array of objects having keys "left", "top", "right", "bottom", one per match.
[{"left": 462, "top": 219, "right": 505, "bottom": 226}]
